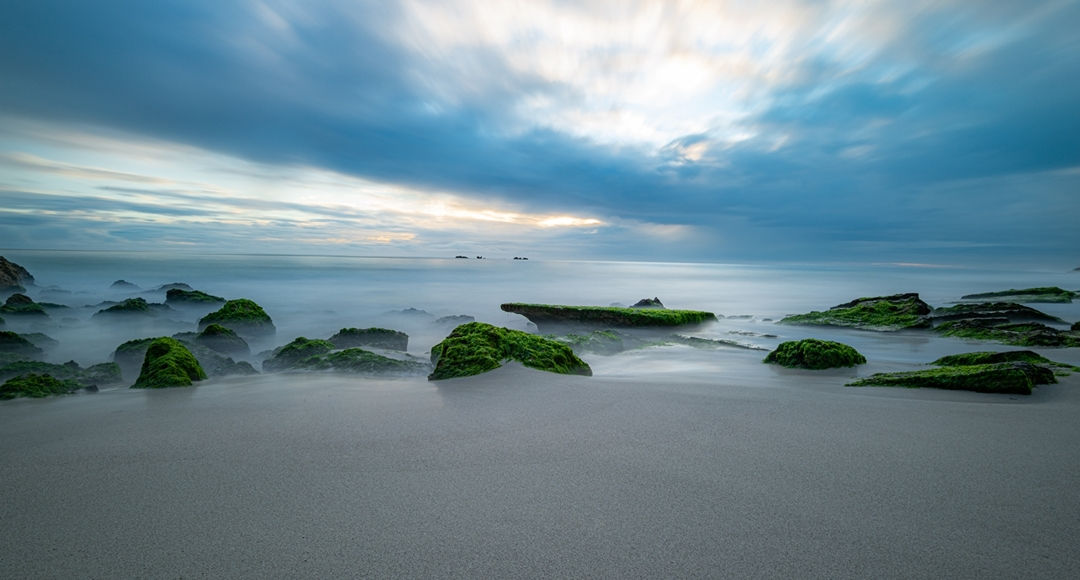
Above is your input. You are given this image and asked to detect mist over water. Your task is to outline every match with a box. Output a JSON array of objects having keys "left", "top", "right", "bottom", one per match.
[{"left": 4, "top": 250, "right": 1079, "bottom": 375}]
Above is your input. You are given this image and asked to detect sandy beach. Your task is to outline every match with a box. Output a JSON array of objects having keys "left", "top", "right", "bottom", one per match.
[{"left": 3, "top": 359, "right": 1079, "bottom": 578}]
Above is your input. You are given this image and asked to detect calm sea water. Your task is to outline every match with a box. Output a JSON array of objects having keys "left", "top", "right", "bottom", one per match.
[{"left": 4, "top": 250, "right": 1079, "bottom": 372}]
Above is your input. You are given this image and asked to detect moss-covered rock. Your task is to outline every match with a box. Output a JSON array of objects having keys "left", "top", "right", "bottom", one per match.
[
  {"left": 131, "top": 337, "right": 207, "bottom": 389},
  {"left": 92, "top": 297, "right": 172, "bottom": 318},
  {"left": 779, "top": 293, "right": 932, "bottom": 331},
  {"left": 553, "top": 330, "right": 627, "bottom": 355},
  {"left": 0, "top": 331, "right": 44, "bottom": 359},
  {"left": 429, "top": 322, "right": 592, "bottom": 380},
  {"left": 630, "top": 297, "right": 665, "bottom": 308},
  {"left": 931, "top": 350, "right": 1050, "bottom": 366},
  {"left": 154, "top": 282, "right": 193, "bottom": 292},
  {"left": 500, "top": 303, "right": 716, "bottom": 332},
  {"left": 935, "top": 319, "right": 1080, "bottom": 347},
  {"left": 198, "top": 299, "right": 275, "bottom": 337},
  {"left": 110, "top": 279, "right": 140, "bottom": 290},
  {"left": 1, "top": 373, "right": 84, "bottom": 399},
  {"left": 931, "top": 302, "right": 1061, "bottom": 323},
  {"left": 847, "top": 362, "right": 1054, "bottom": 395},
  {"left": 1, "top": 293, "right": 48, "bottom": 316},
  {"left": 112, "top": 337, "right": 158, "bottom": 371},
  {"left": 328, "top": 327, "right": 408, "bottom": 351},
  {"left": 0, "top": 360, "right": 121, "bottom": 387},
  {"left": 764, "top": 339, "right": 867, "bottom": 369},
  {"left": 960, "top": 287, "right": 1076, "bottom": 303},
  {"left": 1072, "top": 321, "right": 1080, "bottom": 332},
  {"left": 263, "top": 337, "right": 335, "bottom": 371},
  {"left": 293, "top": 348, "right": 428, "bottom": 375},
  {"left": 165, "top": 288, "right": 226, "bottom": 305},
  {"left": 195, "top": 323, "right": 249, "bottom": 356}
]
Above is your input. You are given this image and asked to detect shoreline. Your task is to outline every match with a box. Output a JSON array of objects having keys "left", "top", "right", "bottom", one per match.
[{"left": 3, "top": 364, "right": 1079, "bottom": 577}]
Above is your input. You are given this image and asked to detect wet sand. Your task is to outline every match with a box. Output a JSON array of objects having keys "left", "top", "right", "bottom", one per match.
[{"left": 2, "top": 362, "right": 1080, "bottom": 578}]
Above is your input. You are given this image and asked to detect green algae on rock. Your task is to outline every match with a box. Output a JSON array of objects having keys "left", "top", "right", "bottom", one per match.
[
  {"left": 847, "top": 362, "right": 1054, "bottom": 395},
  {"left": 500, "top": 303, "right": 716, "bottom": 331},
  {"left": 1, "top": 293, "right": 48, "bottom": 317},
  {"left": 779, "top": 293, "right": 933, "bottom": 331},
  {"left": 934, "top": 319, "right": 1080, "bottom": 347},
  {"left": 931, "top": 302, "right": 1062, "bottom": 323},
  {"left": 960, "top": 287, "right": 1077, "bottom": 303},
  {"left": 263, "top": 337, "right": 336, "bottom": 371},
  {"left": 764, "top": 339, "right": 867, "bottom": 370},
  {"left": 429, "top": 321, "right": 592, "bottom": 380},
  {"left": 293, "top": 348, "right": 428, "bottom": 375},
  {"left": 329, "top": 327, "right": 408, "bottom": 351},
  {"left": 92, "top": 297, "right": 172, "bottom": 318},
  {"left": 166, "top": 288, "right": 226, "bottom": 305},
  {"left": 1, "top": 373, "right": 84, "bottom": 400},
  {"left": 0, "top": 360, "right": 121, "bottom": 387},
  {"left": 195, "top": 323, "right": 250, "bottom": 357},
  {"left": 0, "top": 331, "right": 44, "bottom": 359},
  {"left": 198, "top": 298, "right": 275, "bottom": 337},
  {"left": 131, "top": 337, "right": 207, "bottom": 389}
]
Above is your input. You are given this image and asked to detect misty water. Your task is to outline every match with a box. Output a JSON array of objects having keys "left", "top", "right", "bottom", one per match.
[{"left": 4, "top": 249, "right": 1080, "bottom": 382}]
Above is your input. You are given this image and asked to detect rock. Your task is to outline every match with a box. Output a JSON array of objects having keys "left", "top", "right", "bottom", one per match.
[
  {"left": 429, "top": 322, "right": 591, "bottom": 380},
  {"left": 931, "top": 302, "right": 1062, "bottom": 323},
  {"left": 1, "top": 373, "right": 84, "bottom": 399},
  {"left": 780, "top": 293, "right": 933, "bottom": 331},
  {"left": 764, "top": 339, "right": 867, "bottom": 369},
  {"left": 165, "top": 288, "right": 225, "bottom": 305},
  {"left": 92, "top": 297, "right": 172, "bottom": 318},
  {"left": 195, "top": 324, "right": 249, "bottom": 357},
  {"left": 131, "top": 337, "right": 207, "bottom": 389},
  {"left": 198, "top": 299, "right": 275, "bottom": 337},
  {"left": 112, "top": 338, "right": 158, "bottom": 375},
  {"left": 434, "top": 315, "right": 475, "bottom": 327},
  {"left": 153, "top": 282, "right": 193, "bottom": 292},
  {"left": 630, "top": 297, "right": 665, "bottom": 309},
  {"left": 263, "top": 337, "right": 336, "bottom": 372},
  {"left": 0, "top": 257, "right": 34, "bottom": 293},
  {"left": 0, "top": 331, "right": 44, "bottom": 359},
  {"left": 500, "top": 303, "right": 716, "bottom": 332},
  {"left": 847, "top": 362, "right": 1056, "bottom": 395},
  {"left": 1, "top": 294, "right": 48, "bottom": 317},
  {"left": 555, "top": 330, "right": 628, "bottom": 355},
  {"left": 19, "top": 332, "right": 58, "bottom": 350},
  {"left": 0, "top": 360, "right": 121, "bottom": 387},
  {"left": 934, "top": 319, "right": 1080, "bottom": 347},
  {"left": 328, "top": 327, "right": 408, "bottom": 351},
  {"left": 292, "top": 348, "right": 428, "bottom": 375},
  {"left": 960, "top": 287, "right": 1076, "bottom": 303},
  {"left": 110, "top": 280, "right": 140, "bottom": 290}
]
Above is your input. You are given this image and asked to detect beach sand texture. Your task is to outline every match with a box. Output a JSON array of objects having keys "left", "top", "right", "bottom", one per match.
[{"left": 3, "top": 362, "right": 1079, "bottom": 578}]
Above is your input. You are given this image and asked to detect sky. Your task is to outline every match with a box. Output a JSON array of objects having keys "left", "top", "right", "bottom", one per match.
[{"left": 1, "top": 0, "right": 1078, "bottom": 266}]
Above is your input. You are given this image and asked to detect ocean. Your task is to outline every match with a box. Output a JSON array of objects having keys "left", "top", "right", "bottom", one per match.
[{"left": 4, "top": 249, "right": 1079, "bottom": 374}]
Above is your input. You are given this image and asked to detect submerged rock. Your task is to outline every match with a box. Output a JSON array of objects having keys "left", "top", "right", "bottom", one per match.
[
  {"left": 429, "top": 322, "right": 591, "bottom": 380},
  {"left": 153, "top": 282, "right": 193, "bottom": 292},
  {"left": 110, "top": 280, "right": 140, "bottom": 290},
  {"left": 198, "top": 299, "right": 275, "bottom": 337},
  {"left": 847, "top": 362, "right": 1055, "bottom": 395},
  {"left": 292, "top": 348, "right": 428, "bottom": 375},
  {"left": 960, "top": 287, "right": 1076, "bottom": 303},
  {"left": 0, "top": 256, "right": 34, "bottom": 293},
  {"left": 434, "top": 315, "right": 475, "bottom": 327},
  {"left": 0, "top": 360, "right": 121, "bottom": 387},
  {"left": 934, "top": 319, "right": 1080, "bottom": 347},
  {"left": 1, "top": 373, "right": 85, "bottom": 399},
  {"left": 764, "top": 339, "right": 867, "bottom": 370},
  {"left": 263, "top": 337, "right": 335, "bottom": 372},
  {"left": 165, "top": 288, "right": 225, "bottom": 305},
  {"left": 0, "top": 331, "right": 44, "bottom": 359},
  {"left": 131, "top": 337, "right": 207, "bottom": 389},
  {"left": 931, "top": 302, "right": 1061, "bottom": 323},
  {"left": 500, "top": 303, "right": 716, "bottom": 332},
  {"left": 115, "top": 336, "right": 254, "bottom": 380},
  {"left": 1, "top": 294, "right": 48, "bottom": 317},
  {"left": 329, "top": 327, "right": 408, "bottom": 351},
  {"left": 93, "top": 297, "right": 172, "bottom": 318},
  {"left": 195, "top": 323, "right": 249, "bottom": 356},
  {"left": 779, "top": 293, "right": 932, "bottom": 331}
]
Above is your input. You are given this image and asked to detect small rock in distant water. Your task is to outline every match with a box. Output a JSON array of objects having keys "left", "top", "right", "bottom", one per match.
[
  {"left": 111, "top": 279, "right": 140, "bottom": 290},
  {"left": 630, "top": 297, "right": 665, "bottom": 309},
  {"left": 165, "top": 288, "right": 225, "bottom": 305},
  {"left": 434, "top": 315, "right": 475, "bottom": 327}
]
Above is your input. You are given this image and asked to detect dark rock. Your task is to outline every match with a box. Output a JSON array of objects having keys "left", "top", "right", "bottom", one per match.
[
  {"left": 847, "top": 362, "right": 1056, "bottom": 395},
  {"left": 434, "top": 315, "right": 475, "bottom": 327},
  {"left": 630, "top": 297, "right": 665, "bottom": 309},
  {"left": 0, "top": 331, "right": 44, "bottom": 359},
  {"left": 93, "top": 297, "right": 173, "bottom": 318},
  {"left": 500, "top": 303, "right": 716, "bottom": 332},
  {"left": 429, "top": 322, "right": 591, "bottom": 380},
  {"left": 263, "top": 337, "right": 336, "bottom": 372},
  {"left": 1, "top": 373, "right": 84, "bottom": 399},
  {"left": 764, "top": 339, "right": 867, "bottom": 369},
  {"left": 779, "top": 293, "right": 932, "bottom": 331},
  {"left": 960, "top": 287, "right": 1075, "bottom": 303},
  {"left": 165, "top": 288, "right": 225, "bottom": 305},
  {"left": 1072, "top": 321, "right": 1080, "bottom": 332},
  {"left": 131, "top": 337, "right": 207, "bottom": 389},
  {"left": 1, "top": 293, "right": 48, "bottom": 317},
  {"left": 329, "top": 328, "right": 408, "bottom": 351},
  {"left": 110, "top": 280, "right": 140, "bottom": 290},
  {"left": 0, "top": 360, "right": 121, "bottom": 387},
  {"left": 935, "top": 319, "right": 1080, "bottom": 347},
  {"left": 0, "top": 257, "right": 34, "bottom": 293},
  {"left": 195, "top": 324, "right": 249, "bottom": 357},
  {"left": 153, "top": 282, "right": 193, "bottom": 292},
  {"left": 931, "top": 302, "right": 1062, "bottom": 323},
  {"left": 291, "top": 348, "right": 428, "bottom": 376}
]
